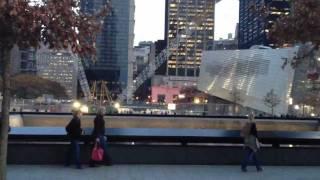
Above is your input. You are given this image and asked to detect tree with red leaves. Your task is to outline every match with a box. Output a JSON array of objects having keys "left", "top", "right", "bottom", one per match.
[
  {"left": 270, "top": 0, "right": 320, "bottom": 47},
  {"left": 0, "top": 0, "right": 108, "bottom": 179},
  {"left": 270, "top": 0, "right": 320, "bottom": 111},
  {"left": 270, "top": 0, "right": 320, "bottom": 72}
]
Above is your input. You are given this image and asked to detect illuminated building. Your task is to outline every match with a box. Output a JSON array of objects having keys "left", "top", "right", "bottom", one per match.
[
  {"left": 166, "top": 0, "right": 215, "bottom": 77},
  {"left": 238, "top": 0, "right": 291, "bottom": 49},
  {"left": 36, "top": 48, "right": 78, "bottom": 99}
]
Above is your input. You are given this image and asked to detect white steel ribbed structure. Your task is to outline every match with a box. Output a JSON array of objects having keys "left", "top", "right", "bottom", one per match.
[{"left": 198, "top": 47, "right": 298, "bottom": 115}]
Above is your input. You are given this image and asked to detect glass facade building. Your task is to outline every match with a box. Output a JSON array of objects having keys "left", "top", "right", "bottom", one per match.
[
  {"left": 81, "top": 0, "right": 135, "bottom": 95},
  {"left": 238, "top": 0, "right": 290, "bottom": 49},
  {"left": 166, "top": 0, "right": 215, "bottom": 77}
]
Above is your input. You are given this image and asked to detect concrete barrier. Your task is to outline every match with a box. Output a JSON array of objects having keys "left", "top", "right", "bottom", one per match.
[
  {"left": 15, "top": 114, "right": 319, "bottom": 131},
  {"left": 8, "top": 143, "right": 320, "bottom": 166}
]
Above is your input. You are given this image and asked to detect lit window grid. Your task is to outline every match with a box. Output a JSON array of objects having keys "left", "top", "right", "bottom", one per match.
[
  {"left": 239, "top": 0, "right": 290, "bottom": 49},
  {"left": 37, "top": 52, "right": 78, "bottom": 99},
  {"left": 167, "top": 0, "right": 215, "bottom": 77}
]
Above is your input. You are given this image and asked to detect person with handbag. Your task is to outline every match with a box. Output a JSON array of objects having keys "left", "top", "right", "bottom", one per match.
[
  {"left": 89, "top": 110, "right": 112, "bottom": 167},
  {"left": 65, "top": 110, "right": 83, "bottom": 169},
  {"left": 240, "top": 113, "right": 262, "bottom": 172}
]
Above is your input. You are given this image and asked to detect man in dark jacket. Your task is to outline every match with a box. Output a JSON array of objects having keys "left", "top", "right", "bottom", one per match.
[{"left": 65, "top": 110, "right": 83, "bottom": 169}]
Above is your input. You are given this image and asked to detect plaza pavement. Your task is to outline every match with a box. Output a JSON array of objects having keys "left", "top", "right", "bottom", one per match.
[{"left": 7, "top": 165, "right": 320, "bottom": 180}]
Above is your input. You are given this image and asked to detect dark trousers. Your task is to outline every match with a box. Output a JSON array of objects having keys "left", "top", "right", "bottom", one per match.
[
  {"left": 65, "top": 140, "right": 81, "bottom": 168},
  {"left": 241, "top": 147, "right": 261, "bottom": 171},
  {"left": 90, "top": 135, "right": 112, "bottom": 166}
]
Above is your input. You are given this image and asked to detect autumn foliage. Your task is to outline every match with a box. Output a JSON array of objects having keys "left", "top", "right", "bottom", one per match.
[
  {"left": 270, "top": 0, "right": 320, "bottom": 46},
  {"left": 0, "top": 1, "right": 109, "bottom": 179},
  {"left": 270, "top": 0, "right": 320, "bottom": 81},
  {"left": 0, "top": 0, "right": 108, "bottom": 57}
]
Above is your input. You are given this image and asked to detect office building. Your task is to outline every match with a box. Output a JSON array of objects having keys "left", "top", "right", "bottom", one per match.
[
  {"left": 81, "top": 0, "right": 135, "bottom": 97},
  {"left": 132, "top": 42, "right": 156, "bottom": 101},
  {"left": 133, "top": 46, "right": 150, "bottom": 78},
  {"left": 238, "top": 0, "right": 291, "bottom": 49},
  {"left": 166, "top": 0, "right": 215, "bottom": 77},
  {"left": 19, "top": 49, "right": 37, "bottom": 74},
  {"left": 133, "top": 41, "right": 156, "bottom": 77},
  {"left": 10, "top": 46, "right": 37, "bottom": 75},
  {"left": 36, "top": 48, "right": 78, "bottom": 99}
]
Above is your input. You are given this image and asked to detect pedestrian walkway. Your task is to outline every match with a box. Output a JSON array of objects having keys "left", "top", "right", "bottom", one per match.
[{"left": 8, "top": 165, "right": 320, "bottom": 180}]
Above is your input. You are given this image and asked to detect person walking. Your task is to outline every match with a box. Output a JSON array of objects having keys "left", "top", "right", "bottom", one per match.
[
  {"left": 240, "top": 113, "right": 262, "bottom": 172},
  {"left": 89, "top": 110, "right": 112, "bottom": 167},
  {"left": 65, "top": 110, "right": 83, "bottom": 169}
]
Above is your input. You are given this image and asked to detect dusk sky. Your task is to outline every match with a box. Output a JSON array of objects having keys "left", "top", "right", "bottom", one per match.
[{"left": 134, "top": 0, "right": 239, "bottom": 45}]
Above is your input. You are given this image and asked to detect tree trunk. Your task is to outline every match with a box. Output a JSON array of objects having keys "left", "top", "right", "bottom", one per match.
[
  {"left": 0, "top": 48, "right": 11, "bottom": 180},
  {"left": 271, "top": 107, "right": 274, "bottom": 116}
]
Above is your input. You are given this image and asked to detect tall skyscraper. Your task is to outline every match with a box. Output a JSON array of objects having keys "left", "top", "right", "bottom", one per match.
[
  {"left": 166, "top": 0, "right": 215, "bottom": 77},
  {"left": 81, "top": 0, "right": 135, "bottom": 96},
  {"left": 238, "top": 0, "right": 290, "bottom": 49}
]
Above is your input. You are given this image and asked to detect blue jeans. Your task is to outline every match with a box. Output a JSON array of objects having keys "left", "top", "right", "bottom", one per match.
[
  {"left": 241, "top": 147, "right": 261, "bottom": 171},
  {"left": 98, "top": 135, "right": 107, "bottom": 152},
  {"left": 65, "top": 140, "right": 81, "bottom": 168}
]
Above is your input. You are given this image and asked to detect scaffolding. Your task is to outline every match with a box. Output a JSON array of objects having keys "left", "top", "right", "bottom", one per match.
[{"left": 90, "top": 80, "right": 113, "bottom": 107}]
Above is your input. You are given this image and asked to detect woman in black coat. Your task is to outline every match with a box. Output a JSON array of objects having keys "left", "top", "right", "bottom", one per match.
[
  {"left": 92, "top": 113, "right": 105, "bottom": 138},
  {"left": 90, "top": 110, "right": 112, "bottom": 166}
]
